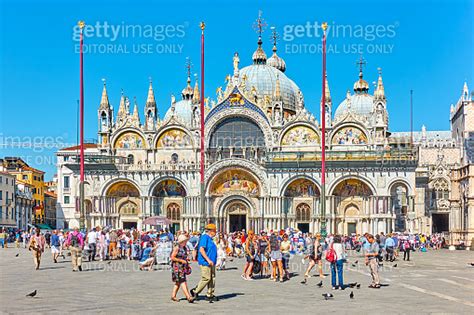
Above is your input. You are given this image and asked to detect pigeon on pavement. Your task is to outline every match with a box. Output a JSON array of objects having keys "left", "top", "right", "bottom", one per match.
[{"left": 322, "top": 293, "right": 334, "bottom": 300}]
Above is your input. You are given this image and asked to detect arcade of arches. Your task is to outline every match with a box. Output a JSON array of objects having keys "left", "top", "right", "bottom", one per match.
[{"left": 80, "top": 174, "right": 412, "bottom": 235}]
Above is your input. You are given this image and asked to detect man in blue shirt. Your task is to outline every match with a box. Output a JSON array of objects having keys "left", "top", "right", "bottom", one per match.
[
  {"left": 50, "top": 230, "right": 61, "bottom": 263},
  {"left": 385, "top": 234, "right": 395, "bottom": 262},
  {"left": 191, "top": 223, "right": 218, "bottom": 302}
]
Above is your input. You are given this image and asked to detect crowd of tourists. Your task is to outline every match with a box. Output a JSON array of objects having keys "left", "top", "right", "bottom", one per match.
[{"left": 1, "top": 226, "right": 450, "bottom": 302}]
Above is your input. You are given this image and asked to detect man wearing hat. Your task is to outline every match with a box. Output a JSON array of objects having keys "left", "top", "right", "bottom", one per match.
[{"left": 191, "top": 223, "right": 218, "bottom": 302}]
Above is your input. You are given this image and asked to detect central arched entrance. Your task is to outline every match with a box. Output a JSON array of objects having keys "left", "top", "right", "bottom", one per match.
[
  {"left": 331, "top": 178, "right": 373, "bottom": 235},
  {"left": 226, "top": 201, "right": 248, "bottom": 232},
  {"left": 105, "top": 180, "right": 141, "bottom": 229}
]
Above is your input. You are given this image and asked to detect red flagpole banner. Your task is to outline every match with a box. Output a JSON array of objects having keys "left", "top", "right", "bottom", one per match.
[
  {"left": 79, "top": 22, "right": 85, "bottom": 183},
  {"left": 199, "top": 22, "right": 206, "bottom": 226},
  {"left": 200, "top": 22, "right": 205, "bottom": 185},
  {"left": 320, "top": 22, "right": 328, "bottom": 236},
  {"left": 78, "top": 20, "right": 85, "bottom": 230}
]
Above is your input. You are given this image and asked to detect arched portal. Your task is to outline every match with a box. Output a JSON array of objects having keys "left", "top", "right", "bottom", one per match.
[
  {"left": 106, "top": 181, "right": 141, "bottom": 229},
  {"left": 332, "top": 178, "right": 373, "bottom": 235},
  {"left": 225, "top": 200, "right": 249, "bottom": 233},
  {"left": 390, "top": 182, "right": 409, "bottom": 232}
]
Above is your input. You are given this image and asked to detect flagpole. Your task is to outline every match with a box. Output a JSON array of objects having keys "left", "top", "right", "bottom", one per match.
[
  {"left": 320, "top": 22, "right": 328, "bottom": 237},
  {"left": 199, "top": 22, "right": 206, "bottom": 230},
  {"left": 78, "top": 21, "right": 85, "bottom": 231}
]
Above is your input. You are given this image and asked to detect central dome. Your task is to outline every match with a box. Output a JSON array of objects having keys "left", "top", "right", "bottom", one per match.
[{"left": 239, "top": 64, "right": 300, "bottom": 113}]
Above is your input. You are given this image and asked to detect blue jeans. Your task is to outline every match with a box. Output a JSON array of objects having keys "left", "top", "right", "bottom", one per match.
[
  {"left": 0, "top": 239, "right": 4, "bottom": 248},
  {"left": 331, "top": 259, "right": 344, "bottom": 288}
]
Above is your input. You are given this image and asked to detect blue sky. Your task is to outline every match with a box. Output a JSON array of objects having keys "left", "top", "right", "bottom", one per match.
[{"left": 0, "top": 0, "right": 473, "bottom": 179}]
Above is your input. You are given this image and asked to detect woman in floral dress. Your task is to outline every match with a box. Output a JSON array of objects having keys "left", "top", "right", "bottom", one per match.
[{"left": 170, "top": 234, "right": 194, "bottom": 303}]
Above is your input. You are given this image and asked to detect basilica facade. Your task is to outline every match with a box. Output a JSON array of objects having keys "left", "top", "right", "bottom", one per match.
[{"left": 55, "top": 28, "right": 473, "bottom": 241}]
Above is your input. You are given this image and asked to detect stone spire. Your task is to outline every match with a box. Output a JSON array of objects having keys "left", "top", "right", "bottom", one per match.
[
  {"left": 325, "top": 74, "right": 331, "bottom": 103},
  {"left": 192, "top": 78, "right": 200, "bottom": 104},
  {"left": 273, "top": 74, "right": 282, "bottom": 101},
  {"left": 132, "top": 96, "right": 140, "bottom": 124},
  {"left": 117, "top": 90, "right": 126, "bottom": 116},
  {"left": 462, "top": 81, "right": 469, "bottom": 101},
  {"left": 99, "top": 79, "right": 110, "bottom": 110},
  {"left": 374, "top": 67, "right": 386, "bottom": 101},
  {"left": 146, "top": 78, "right": 156, "bottom": 107}
]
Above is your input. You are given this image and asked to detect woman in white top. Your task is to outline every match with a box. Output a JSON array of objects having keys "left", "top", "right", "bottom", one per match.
[{"left": 330, "top": 235, "right": 346, "bottom": 290}]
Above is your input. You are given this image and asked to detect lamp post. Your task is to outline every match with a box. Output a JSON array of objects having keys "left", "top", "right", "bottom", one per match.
[{"left": 320, "top": 22, "right": 328, "bottom": 237}]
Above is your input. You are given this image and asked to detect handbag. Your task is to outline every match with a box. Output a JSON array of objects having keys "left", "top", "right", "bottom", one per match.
[
  {"left": 326, "top": 243, "right": 336, "bottom": 263},
  {"left": 184, "top": 263, "right": 192, "bottom": 275}
]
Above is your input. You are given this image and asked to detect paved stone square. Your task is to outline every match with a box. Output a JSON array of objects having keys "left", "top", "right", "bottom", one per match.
[{"left": 1, "top": 248, "right": 473, "bottom": 314}]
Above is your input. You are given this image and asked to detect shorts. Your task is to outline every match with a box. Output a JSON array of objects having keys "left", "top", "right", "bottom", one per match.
[
  {"left": 51, "top": 246, "right": 60, "bottom": 254},
  {"left": 245, "top": 254, "right": 254, "bottom": 263},
  {"left": 270, "top": 250, "right": 282, "bottom": 261},
  {"left": 139, "top": 257, "right": 154, "bottom": 265}
]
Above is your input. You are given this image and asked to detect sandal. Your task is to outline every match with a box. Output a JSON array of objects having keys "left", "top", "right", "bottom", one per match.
[{"left": 171, "top": 297, "right": 179, "bottom": 302}]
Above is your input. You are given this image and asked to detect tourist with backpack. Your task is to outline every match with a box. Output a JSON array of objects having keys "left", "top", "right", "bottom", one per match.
[
  {"left": 403, "top": 239, "right": 411, "bottom": 261},
  {"left": 66, "top": 227, "right": 84, "bottom": 272}
]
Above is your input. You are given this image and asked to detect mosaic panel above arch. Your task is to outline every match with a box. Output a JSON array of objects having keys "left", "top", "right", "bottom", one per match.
[
  {"left": 332, "top": 126, "right": 367, "bottom": 145},
  {"left": 209, "top": 169, "right": 259, "bottom": 197},
  {"left": 106, "top": 181, "right": 140, "bottom": 198},
  {"left": 153, "top": 179, "right": 187, "bottom": 197},
  {"left": 114, "top": 132, "right": 145, "bottom": 149},
  {"left": 156, "top": 128, "right": 192, "bottom": 148},
  {"left": 281, "top": 125, "right": 320, "bottom": 146},
  {"left": 284, "top": 178, "right": 320, "bottom": 197},
  {"left": 332, "top": 179, "right": 373, "bottom": 197}
]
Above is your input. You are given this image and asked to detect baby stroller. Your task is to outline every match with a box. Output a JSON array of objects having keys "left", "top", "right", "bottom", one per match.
[{"left": 252, "top": 257, "right": 262, "bottom": 275}]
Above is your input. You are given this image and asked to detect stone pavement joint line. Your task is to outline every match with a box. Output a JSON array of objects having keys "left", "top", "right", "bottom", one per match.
[{"left": 398, "top": 283, "right": 474, "bottom": 308}]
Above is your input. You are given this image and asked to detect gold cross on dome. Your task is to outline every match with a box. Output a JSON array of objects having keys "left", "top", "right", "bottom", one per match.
[
  {"left": 356, "top": 55, "right": 367, "bottom": 73},
  {"left": 185, "top": 57, "right": 192, "bottom": 79},
  {"left": 253, "top": 10, "right": 267, "bottom": 37},
  {"left": 270, "top": 26, "right": 279, "bottom": 46}
]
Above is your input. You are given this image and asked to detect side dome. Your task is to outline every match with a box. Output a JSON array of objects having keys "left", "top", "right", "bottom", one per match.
[
  {"left": 334, "top": 67, "right": 374, "bottom": 120},
  {"left": 164, "top": 99, "right": 193, "bottom": 125},
  {"left": 334, "top": 93, "right": 374, "bottom": 119},
  {"left": 267, "top": 53, "right": 286, "bottom": 73}
]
